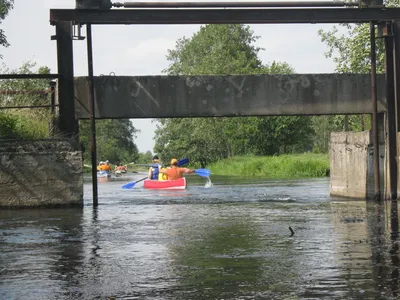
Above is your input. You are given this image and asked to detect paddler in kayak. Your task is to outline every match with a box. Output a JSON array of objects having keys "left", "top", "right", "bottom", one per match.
[
  {"left": 159, "top": 158, "right": 195, "bottom": 180},
  {"left": 148, "top": 155, "right": 163, "bottom": 180},
  {"left": 103, "top": 160, "right": 112, "bottom": 172}
]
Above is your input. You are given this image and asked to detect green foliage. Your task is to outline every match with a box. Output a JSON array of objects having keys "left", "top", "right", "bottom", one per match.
[
  {"left": 315, "top": 3, "right": 391, "bottom": 149},
  {"left": 157, "top": 24, "right": 314, "bottom": 166},
  {"left": 79, "top": 119, "right": 139, "bottom": 165},
  {"left": 0, "top": 111, "right": 19, "bottom": 138},
  {"left": 155, "top": 118, "right": 230, "bottom": 168},
  {"left": 0, "top": 110, "right": 50, "bottom": 140},
  {"left": 136, "top": 151, "right": 153, "bottom": 164},
  {"left": 318, "top": 24, "right": 384, "bottom": 74},
  {"left": 247, "top": 116, "right": 314, "bottom": 155},
  {"left": 164, "top": 24, "right": 264, "bottom": 75},
  {"left": 0, "top": 61, "right": 53, "bottom": 139},
  {"left": 311, "top": 115, "right": 371, "bottom": 153},
  {"left": 318, "top": 0, "right": 400, "bottom": 74},
  {"left": 208, "top": 153, "right": 330, "bottom": 178},
  {"left": 0, "top": 0, "right": 14, "bottom": 56}
]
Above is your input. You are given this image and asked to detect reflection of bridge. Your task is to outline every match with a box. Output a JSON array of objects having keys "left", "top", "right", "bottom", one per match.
[{"left": 3, "top": 0, "right": 400, "bottom": 207}]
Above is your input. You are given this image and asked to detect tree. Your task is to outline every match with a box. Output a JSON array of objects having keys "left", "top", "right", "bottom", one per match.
[
  {"left": 164, "top": 24, "right": 264, "bottom": 75},
  {"left": 156, "top": 24, "right": 314, "bottom": 166},
  {"left": 79, "top": 119, "right": 139, "bottom": 164},
  {"left": 136, "top": 151, "right": 153, "bottom": 164},
  {"left": 247, "top": 116, "right": 314, "bottom": 156},
  {"left": 0, "top": 0, "right": 14, "bottom": 58},
  {"left": 314, "top": 2, "right": 399, "bottom": 150}
]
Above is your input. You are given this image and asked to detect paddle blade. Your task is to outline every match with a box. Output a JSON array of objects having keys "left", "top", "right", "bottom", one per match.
[
  {"left": 122, "top": 176, "right": 148, "bottom": 189},
  {"left": 178, "top": 158, "right": 189, "bottom": 166},
  {"left": 194, "top": 169, "right": 211, "bottom": 177},
  {"left": 122, "top": 181, "right": 137, "bottom": 189}
]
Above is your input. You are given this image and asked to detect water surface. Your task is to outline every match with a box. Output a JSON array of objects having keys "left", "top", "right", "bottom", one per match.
[{"left": 1, "top": 175, "right": 399, "bottom": 299}]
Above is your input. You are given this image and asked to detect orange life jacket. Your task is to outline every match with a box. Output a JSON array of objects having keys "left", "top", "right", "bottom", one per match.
[{"left": 165, "top": 167, "right": 184, "bottom": 181}]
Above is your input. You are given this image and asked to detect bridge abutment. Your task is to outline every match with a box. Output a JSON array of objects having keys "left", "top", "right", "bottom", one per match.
[
  {"left": 329, "top": 114, "right": 398, "bottom": 200},
  {"left": 0, "top": 140, "right": 83, "bottom": 208}
]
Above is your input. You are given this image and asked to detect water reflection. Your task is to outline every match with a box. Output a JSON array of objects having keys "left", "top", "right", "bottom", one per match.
[
  {"left": 1, "top": 178, "right": 400, "bottom": 299},
  {"left": 0, "top": 208, "right": 84, "bottom": 299}
]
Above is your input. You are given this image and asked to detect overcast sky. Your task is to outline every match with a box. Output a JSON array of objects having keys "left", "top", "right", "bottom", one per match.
[{"left": 1, "top": 0, "right": 340, "bottom": 153}]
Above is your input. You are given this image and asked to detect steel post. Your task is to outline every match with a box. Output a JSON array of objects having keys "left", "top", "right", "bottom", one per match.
[
  {"left": 384, "top": 26, "right": 398, "bottom": 200},
  {"left": 86, "top": 23, "right": 99, "bottom": 207},
  {"left": 394, "top": 21, "right": 400, "bottom": 134},
  {"left": 55, "top": 21, "right": 78, "bottom": 139},
  {"left": 371, "top": 22, "right": 381, "bottom": 201}
]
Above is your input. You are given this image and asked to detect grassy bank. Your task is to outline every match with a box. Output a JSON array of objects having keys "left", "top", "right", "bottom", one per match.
[
  {"left": 0, "top": 111, "right": 51, "bottom": 139},
  {"left": 208, "top": 153, "right": 329, "bottom": 178}
]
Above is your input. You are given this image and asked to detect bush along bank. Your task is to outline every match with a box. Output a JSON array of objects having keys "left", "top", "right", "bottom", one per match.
[{"left": 208, "top": 153, "right": 329, "bottom": 179}]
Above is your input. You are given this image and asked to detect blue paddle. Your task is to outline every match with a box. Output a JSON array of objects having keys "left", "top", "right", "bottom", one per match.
[
  {"left": 121, "top": 176, "right": 147, "bottom": 189},
  {"left": 122, "top": 158, "right": 190, "bottom": 189},
  {"left": 194, "top": 169, "right": 211, "bottom": 177}
]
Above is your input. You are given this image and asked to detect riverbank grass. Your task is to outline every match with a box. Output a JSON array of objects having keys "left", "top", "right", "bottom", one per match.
[{"left": 208, "top": 153, "right": 329, "bottom": 178}]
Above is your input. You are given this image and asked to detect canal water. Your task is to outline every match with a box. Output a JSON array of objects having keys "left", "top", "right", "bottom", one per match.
[{"left": 1, "top": 174, "right": 400, "bottom": 299}]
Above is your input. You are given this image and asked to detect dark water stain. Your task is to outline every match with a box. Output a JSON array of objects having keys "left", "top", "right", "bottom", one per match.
[{"left": 1, "top": 177, "right": 400, "bottom": 299}]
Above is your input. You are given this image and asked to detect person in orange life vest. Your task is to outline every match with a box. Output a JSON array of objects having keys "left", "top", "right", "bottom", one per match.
[
  {"left": 103, "top": 160, "right": 112, "bottom": 172},
  {"left": 97, "top": 161, "right": 103, "bottom": 171},
  {"left": 159, "top": 158, "right": 194, "bottom": 180}
]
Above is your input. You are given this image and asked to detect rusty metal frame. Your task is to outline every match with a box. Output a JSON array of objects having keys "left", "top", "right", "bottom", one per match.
[
  {"left": 114, "top": 1, "right": 359, "bottom": 8},
  {"left": 50, "top": 7, "right": 400, "bottom": 25},
  {"left": 0, "top": 104, "right": 59, "bottom": 110},
  {"left": 0, "top": 74, "right": 59, "bottom": 79}
]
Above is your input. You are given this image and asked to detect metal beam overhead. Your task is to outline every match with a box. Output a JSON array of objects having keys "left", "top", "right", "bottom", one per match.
[
  {"left": 0, "top": 74, "right": 59, "bottom": 79},
  {"left": 50, "top": 8, "right": 400, "bottom": 25},
  {"left": 113, "top": 1, "right": 359, "bottom": 8}
]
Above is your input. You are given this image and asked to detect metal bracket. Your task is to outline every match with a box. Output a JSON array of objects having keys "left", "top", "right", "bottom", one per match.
[
  {"left": 378, "top": 21, "right": 394, "bottom": 38},
  {"left": 73, "top": 23, "right": 86, "bottom": 40}
]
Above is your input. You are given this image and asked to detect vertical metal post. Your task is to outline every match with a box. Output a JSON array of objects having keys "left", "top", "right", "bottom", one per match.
[
  {"left": 362, "top": 114, "right": 366, "bottom": 131},
  {"left": 55, "top": 21, "right": 78, "bottom": 139},
  {"left": 394, "top": 21, "right": 400, "bottom": 133},
  {"left": 86, "top": 23, "right": 98, "bottom": 207},
  {"left": 384, "top": 25, "right": 398, "bottom": 200},
  {"left": 49, "top": 81, "right": 57, "bottom": 136},
  {"left": 371, "top": 22, "right": 381, "bottom": 201},
  {"left": 50, "top": 81, "right": 56, "bottom": 115}
]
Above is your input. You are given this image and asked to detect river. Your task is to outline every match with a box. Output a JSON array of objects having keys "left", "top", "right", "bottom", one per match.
[{"left": 1, "top": 174, "right": 399, "bottom": 299}]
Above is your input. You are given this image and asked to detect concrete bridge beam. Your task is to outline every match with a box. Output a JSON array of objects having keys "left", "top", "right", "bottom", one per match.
[{"left": 72, "top": 74, "right": 387, "bottom": 119}]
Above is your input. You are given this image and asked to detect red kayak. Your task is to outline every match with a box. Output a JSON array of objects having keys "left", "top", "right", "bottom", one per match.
[{"left": 143, "top": 177, "right": 186, "bottom": 190}]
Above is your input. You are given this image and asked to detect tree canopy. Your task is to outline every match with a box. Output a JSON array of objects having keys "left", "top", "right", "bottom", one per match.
[
  {"left": 0, "top": 0, "right": 14, "bottom": 58},
  {"left": 155, "top": 24, "right": 314, "bottom": 167},
  {"left": 311, "top": 3, "right": 399, "bottom": 150},
  {"left": 79, "top": 119, "right": 139, "bottom": 165}
]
